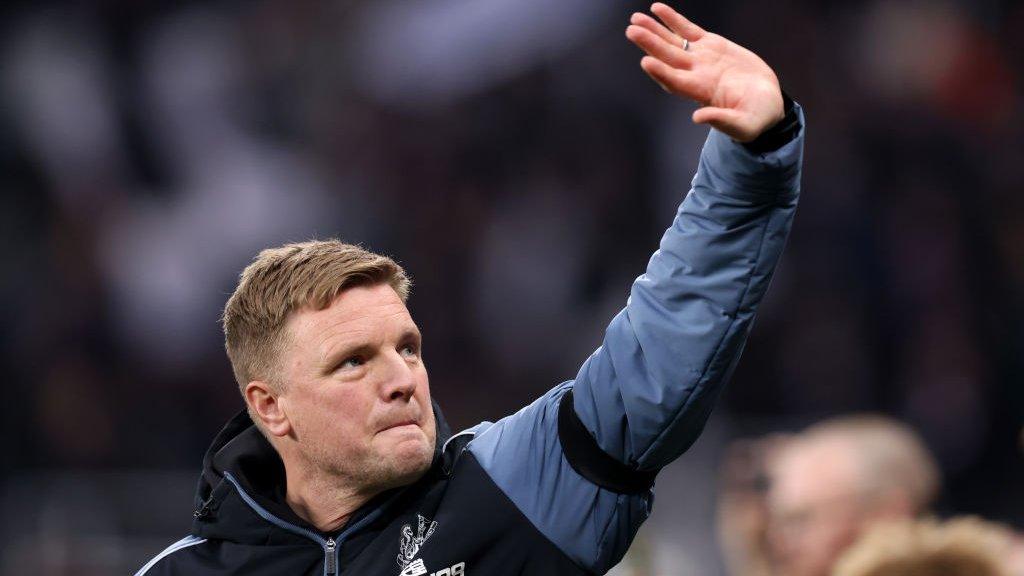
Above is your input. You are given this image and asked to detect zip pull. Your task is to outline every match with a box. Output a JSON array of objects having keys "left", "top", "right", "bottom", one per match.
[
  {"left": 325, "top": 538, "right": 337, "bottom": 575},
  {"left": 193, "top": 496, "right": 214, "bottom": 519}
]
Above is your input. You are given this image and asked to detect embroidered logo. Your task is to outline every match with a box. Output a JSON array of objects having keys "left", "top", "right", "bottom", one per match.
[{"left": 397, "top": 514, "right": 438, "bottom": 571}]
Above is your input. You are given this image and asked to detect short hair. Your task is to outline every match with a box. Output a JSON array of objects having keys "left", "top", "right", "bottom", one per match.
[
  {"left": 832, "top": 517, "right": 1011, "bottom": 576},
  {"left": 803, "top": 415, "right": 940, "bottom": 512},
  {"left": 222, "top": 240, "right": 411, "bottom": 392}
]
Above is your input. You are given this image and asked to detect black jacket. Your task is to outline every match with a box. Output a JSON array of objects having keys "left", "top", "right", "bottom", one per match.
[
  {"left": 138, "top": 403, "right": 584, "bottom": 576},
  {"left": 135, "top": 117, "right": 805, "bottom": 576}
]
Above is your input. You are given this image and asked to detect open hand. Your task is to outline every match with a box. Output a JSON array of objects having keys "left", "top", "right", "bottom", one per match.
[{"left": 626, "top": 3, "right": 784, "bottom": 142}]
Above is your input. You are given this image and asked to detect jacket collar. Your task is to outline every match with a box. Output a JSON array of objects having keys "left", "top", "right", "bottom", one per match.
[{"left": 192, "top": 399, "right": 452, "bottom": 544}]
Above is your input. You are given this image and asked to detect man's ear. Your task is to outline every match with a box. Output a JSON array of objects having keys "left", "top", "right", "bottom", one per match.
[{"left": 245, "top": 381, "right": 291, "bottom": 437}]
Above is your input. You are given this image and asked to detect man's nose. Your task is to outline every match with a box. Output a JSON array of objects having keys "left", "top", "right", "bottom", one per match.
[{"left": 381, "top": 351, "right": 417, "bottom": 401}]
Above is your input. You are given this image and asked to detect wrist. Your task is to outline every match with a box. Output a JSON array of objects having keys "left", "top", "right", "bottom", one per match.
[{"left": 742, "top": 91, "right": 799, "bottom": 154}]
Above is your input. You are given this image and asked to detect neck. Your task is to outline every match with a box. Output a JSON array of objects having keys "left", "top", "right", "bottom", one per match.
[{"left": 283, "top": 461, "right": 375, "bottom": 533}]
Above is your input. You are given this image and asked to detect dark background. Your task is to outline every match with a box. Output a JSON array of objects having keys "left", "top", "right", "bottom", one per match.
[{"left": 1, "top": 0, "right": 1022, "bottom": 573}]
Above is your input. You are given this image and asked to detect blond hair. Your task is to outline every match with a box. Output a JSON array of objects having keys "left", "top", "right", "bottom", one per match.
[
  {"left": 833, "top": 517, "right": 1011, "bottom": 576},
  {"left": 804, "top": 415, "right": 940, "bottom": 512},
  {"left": 222, "top": 240, "right": 411, "bottom": 392}
]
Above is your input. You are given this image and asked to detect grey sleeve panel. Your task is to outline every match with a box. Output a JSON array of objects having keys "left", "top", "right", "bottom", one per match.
[
  {"left": 573, "top": 111, "right": 805, "bottom": 470},
  {"left": 468, "top": 110, "right": 804, "bottom": 572},
  {"left": 467, "top": 382, "right": 653, "bottom": 574}
]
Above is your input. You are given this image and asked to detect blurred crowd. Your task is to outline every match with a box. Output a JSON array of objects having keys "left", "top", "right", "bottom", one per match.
[
  {"left": 712, "top": 415, "right": 1024, "bottom": 576},
  {"left": 1, "top": 0, "right": 1022, "bottom": 574}
]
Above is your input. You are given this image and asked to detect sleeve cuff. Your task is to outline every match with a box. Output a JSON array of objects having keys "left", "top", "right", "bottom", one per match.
[
  {"left": 701, "top": 101, "right": 804, "bottom": 197},
  {"left": 742, "top": 91, "right": 801, "bottom": 154}
]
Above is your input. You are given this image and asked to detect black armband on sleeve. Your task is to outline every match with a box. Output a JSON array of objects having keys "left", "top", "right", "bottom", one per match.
[
  {"left": 742, "top": 91, "right": 800, "bottom": 154},
  {"left": 557, "top": 389, "right": 658, "bottom": 494}
]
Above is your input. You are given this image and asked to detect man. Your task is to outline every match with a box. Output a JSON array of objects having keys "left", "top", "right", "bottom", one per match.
[
  {"left": 718, "top": 416, "right": 941, "bottom": 576},
  {"left": 136, "top": 4, "right": 805, "bottom": 575}
]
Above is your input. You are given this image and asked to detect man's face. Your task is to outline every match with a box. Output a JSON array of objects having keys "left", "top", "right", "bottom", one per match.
[
  {"left": 766, "top": 439, "right": 867, "bottom": 576},
  {"left": 274, "top": 283, "right": 436, "bottom": 492}
]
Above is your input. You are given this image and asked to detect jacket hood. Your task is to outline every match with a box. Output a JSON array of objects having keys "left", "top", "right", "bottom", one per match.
[{"left": 191, "top": 399, "right": 452, "bottom": 544}]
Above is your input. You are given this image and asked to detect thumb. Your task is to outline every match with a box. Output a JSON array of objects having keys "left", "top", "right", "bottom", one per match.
[{"left": 692, "top": 107, "right": 754, "bottom": 141}]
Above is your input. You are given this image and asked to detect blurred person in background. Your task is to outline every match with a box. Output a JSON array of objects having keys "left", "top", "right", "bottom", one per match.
[
  {"left": 718, "top": 415, "right": 940, "bottom": 576},
  {"left": 135, "top": 4, "right": 805, "bottom": 576},
  {"left": 831, "top": 517, "right": 1021, "bottom": 576},
  {"left": 717, "top": 433, "right": 791, "bottom": 576}
]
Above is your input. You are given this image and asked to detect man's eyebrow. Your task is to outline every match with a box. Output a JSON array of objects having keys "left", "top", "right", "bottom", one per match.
[
  {"left": 400, "top": 327, "right": 423, "bottom": 342},
  {"left": 319, "top": 340, "right": 371, "bottom": 373}
]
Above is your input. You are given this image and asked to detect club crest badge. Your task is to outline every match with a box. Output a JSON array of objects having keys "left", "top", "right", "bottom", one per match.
[{"left": 397, "top": 514, "right": 438, "bottom": 572}]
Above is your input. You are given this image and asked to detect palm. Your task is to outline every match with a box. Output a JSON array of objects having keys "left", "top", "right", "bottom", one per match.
[{"left": 626, "top": 4, "right": 784, "bottom": 142}]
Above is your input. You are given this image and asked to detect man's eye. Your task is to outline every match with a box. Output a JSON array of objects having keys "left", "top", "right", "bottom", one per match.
[
  {"left": 400, "top": 344, "right": 419, "bottom": 357},
  {"left": 340, "top": 356, "right": 364, "bottom": 369}
]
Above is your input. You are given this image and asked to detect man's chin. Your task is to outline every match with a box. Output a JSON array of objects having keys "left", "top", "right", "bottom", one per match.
[
  {"left": 381, "top": 437, "right": 433, "bottom": 477},
  {"left": 373, "top": 454, "right": 430, "bottom": 491},
  {"left": 365, "top": 425, "right": 435, "bottom": 486}
]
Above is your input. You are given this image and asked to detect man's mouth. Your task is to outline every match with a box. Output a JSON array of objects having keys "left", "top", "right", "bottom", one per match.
[{"left": 379, "top": 419, "right": 419, "bottom": 433}]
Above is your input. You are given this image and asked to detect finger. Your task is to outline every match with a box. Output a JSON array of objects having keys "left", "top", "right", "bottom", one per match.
[
  {"left": 629, "top": 12, "right": 682, "bottom": 47},
  {"left": 692, "top": 107, "right": 755, "bottom": 141},
  {"left": 651, "top": 3, "right": 706, "bottom": 41},
  {"left": 637, "top": 57, "right": 673, "bottom": 93},
  {"left": 626, "top": 25, "right": 694, "bottom": 69},
  {"left": 645, "top": 71, "right": 672, "bottom": 94},
  {"left": 640, "top": 56, "right": 710, "bottom": 101}
]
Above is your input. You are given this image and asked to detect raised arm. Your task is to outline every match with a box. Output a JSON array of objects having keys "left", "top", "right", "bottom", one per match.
[
  {"left": 465, "top": 5, "right": 804, "bottom": 572},
  {"left": 570, "top": 1, "right": 802, "bottom": 472}
]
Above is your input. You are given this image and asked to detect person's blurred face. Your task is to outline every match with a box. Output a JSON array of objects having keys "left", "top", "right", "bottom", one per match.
[
  {"left": 273, "top": 283, "right": 436, "bottom": 492},
  {"left": 766, "top": 439, "right": 868, "bottom": 576}
]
